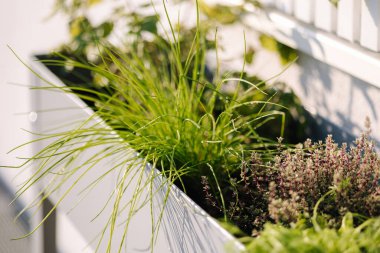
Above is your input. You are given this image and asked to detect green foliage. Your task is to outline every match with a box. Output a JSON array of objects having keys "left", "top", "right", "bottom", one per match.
[
  {"left": 12, "top": 2, "right": 295, "bottom": 250},
  {"left": 259, "top": 35, "right": 297, "bottom": 65},
  {"left": 245, "top": 213, "right": 380, "bottom": 253},
  {"left": 198, "top": 0, "right": 245, "bottom": 24},
  {"left": 60, "top": 34, "right": 283, "bottom": 198},
  {"left": 51, "top": 1, "right": 162, "bottom": 76},
  {"left": 231, "top": 76, "right": 310, "bottom": 143},
  {"left": 329, "top": 0, "right": 340, "bottom": 7}
]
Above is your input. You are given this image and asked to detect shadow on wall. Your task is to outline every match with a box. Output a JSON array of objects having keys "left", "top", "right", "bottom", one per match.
[
  {"left": 0, "top": 176, "right": 30, "bottom": 253},
  {"left": 364, "top": 0, "right": 380, "bottom": 24},
  {"left": 286, "top": 19, "right": 332, "bottom": 111},
  {"left": 295, "top": 51, "right": 380, "bottom": 146},
  {"left": 282, "top": 16, "right": 380, "bottom": 145}
]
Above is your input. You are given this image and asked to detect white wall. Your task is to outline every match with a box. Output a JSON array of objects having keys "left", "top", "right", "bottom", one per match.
[
  {"left": 0, "top": 0, "right": 67, "bottom": 194},
  {"left": 0, "top": 1, "right": 68, "bottom": 252},
  {"left": 253, "top": 50, "right": 380, "bottom": 144}
]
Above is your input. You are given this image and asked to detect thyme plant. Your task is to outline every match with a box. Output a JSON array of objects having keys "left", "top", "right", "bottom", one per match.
[{"left": 202, "top": 120, "right": 380, "bottom": 235}]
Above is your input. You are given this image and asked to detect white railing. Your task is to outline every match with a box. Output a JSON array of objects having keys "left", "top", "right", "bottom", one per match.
[
  {"left": 273, "top": 0, "right": 379, "bottom": 52},
  {"left": 244, "top": 0, "right": 380, "bottom": 88},
  {"left": 235, "top": 0, "right": 380, "bottom": 144},
  {"left": 264, "top": 0, "right": 380, "bottom": 52}
]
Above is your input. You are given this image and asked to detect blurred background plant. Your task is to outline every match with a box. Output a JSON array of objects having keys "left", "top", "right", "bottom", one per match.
[
  {"left": 330, "top": 0, "right": 340, "bottom": 7},
  {"left": 258, "top": 35, "right": 297, "bottom": 66}
]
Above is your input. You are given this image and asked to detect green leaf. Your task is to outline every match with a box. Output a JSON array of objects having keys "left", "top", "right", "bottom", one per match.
[
  {"left": 139, "top": 15, "right": 159, "bottom": 34},
  {"left": 87, "top": 0, "right": 102, "bottom": 6},
  {"left": 329, "top": 0, "right": 339, "bottom": 7},
  {"left": 260, "top": 34, "right": 298, "bottom": 65},
  {"left": 259, "top": 34, "right": 277, "bottom": 52},
  {"left": 245, "top": 48, "right": 255, "bottom": 64},
  {"left": 69, "top": 17, "right": 91, "bottom": 38},
  {"left": 98, "top": 21, "right": 114, "bottom": 38}
]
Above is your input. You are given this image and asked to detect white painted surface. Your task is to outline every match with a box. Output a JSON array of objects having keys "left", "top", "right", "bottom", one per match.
[
  {"left": 314, "top": 0, "right": 337, "bottom": 32},
  {"left": 275, "top": 0, "right": 293, "bottom": 15},
  {"left": 260, "top": 0, "right": 275, "bottom": 7},
  {"left": 294, "top": 0, "right": 314, "bottom": 23},
  {"left": 212, "top": 24, "right": 380, "bottom": 145},
  {"left": 252, "top": 49, "right": 380, "bottom": 146},
  {"left": 202, "top": 0, "right": 244, "bottom": 6},
  {"left": 237, "top": 8, "right": 380, "bottom": 144},
  {"left": 360, "top": 0, "right": 380, "bottom": 51},
  {"left": 57, "top": 211, "right": 94, "bottom": 253},
  {"left": 0, "top": 1, "right": 67, "bottom": 252},
  {"left": 337, "top": 0, "right": 361, "bottom": 42},
  {"left": 243, "top": 9, "right": 380, "bottom": 90}
]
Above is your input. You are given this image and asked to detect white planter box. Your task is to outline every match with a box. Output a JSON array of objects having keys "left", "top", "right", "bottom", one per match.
[{"left": 30, "top": 58, "right": 244, "bottom": 253}]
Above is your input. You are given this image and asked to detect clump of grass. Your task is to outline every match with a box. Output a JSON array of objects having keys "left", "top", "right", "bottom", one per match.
[
  {"left": 214, "top": 73, "right": 311, "bottom": 145},
  {"left": 9, "top": 1, "right": 288, "bottom": 250}
]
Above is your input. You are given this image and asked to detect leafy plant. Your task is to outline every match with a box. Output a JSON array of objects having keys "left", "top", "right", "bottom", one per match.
[
  {"left": 245, "top": 213, "right": 380, "bottom": 253},
  {"left": 259, "top": 35, "right": 298, "bottom": 66}
]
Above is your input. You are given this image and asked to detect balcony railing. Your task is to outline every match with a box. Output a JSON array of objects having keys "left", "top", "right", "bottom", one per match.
[
  {"left": 265, "top": 0, "right": 380, "bottom": 52},
  {"left": 244, "top": 0, "right": 380, "bottom": 88}
]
